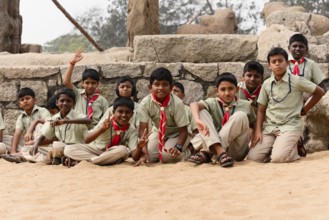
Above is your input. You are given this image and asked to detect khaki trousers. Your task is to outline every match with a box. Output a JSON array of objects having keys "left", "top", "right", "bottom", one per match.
[
  {"left": 64, "top": 144, "right": 129, "bottom": 166},
  {"left": 192, "top": 109, "right": 250, "bottom": 161},
  {"left": 248, "top": 128, "right": 301, "bottom": 163},
  {"left": 147, "top": 132, "right": 191, "bottom": 163}
]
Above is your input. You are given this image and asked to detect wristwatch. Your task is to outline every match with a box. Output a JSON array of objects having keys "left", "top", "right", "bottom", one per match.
[{"left": 175, "top": 144, "right": 183, "bottom": 152}]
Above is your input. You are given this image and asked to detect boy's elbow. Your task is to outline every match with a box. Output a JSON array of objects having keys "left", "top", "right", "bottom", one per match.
[{"left": 315, "top": 86, "right": 325, "bottom": 97}]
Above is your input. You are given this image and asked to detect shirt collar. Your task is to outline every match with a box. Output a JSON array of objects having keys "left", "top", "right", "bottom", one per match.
[
  {"left": 270, "top": 72, "right": 290, "bottom": 83},
  {"left": 55, "top": 109, "right": 74, "bottom": 120},
  {"left": 21, "top": 105, "right": 39, "bottom": 117}
]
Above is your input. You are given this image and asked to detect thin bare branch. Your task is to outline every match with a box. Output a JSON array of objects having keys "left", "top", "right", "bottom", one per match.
[
  {"left": 206, "top": 0, "right": 214, "bottom": 15},
  {"left": 51, "top": 0, "right": 104, "bottom": 51}
]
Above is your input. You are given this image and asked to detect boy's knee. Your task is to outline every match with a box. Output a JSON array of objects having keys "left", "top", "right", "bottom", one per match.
[
  {"left": 270, "top": 153, "right": 294, "bottom": 163},
  {"left": 0, "top": 143, "right": 7, "bottom": 154},
  {"left": 247, "top": 149, "right": 267, "bottom": 163}
]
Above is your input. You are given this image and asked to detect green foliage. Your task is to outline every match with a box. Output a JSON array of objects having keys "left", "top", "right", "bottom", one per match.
[{"left": 43, "top": 34, "right": 94, "bottom": 53}]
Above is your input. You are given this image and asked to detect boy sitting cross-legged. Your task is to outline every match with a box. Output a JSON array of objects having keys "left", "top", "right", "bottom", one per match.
[
  {"left": 189, "top": 72, "right": 256, "bottom": 167},
  {"left": 137, "top": 67, "right": 191, "bottom": 164},
  {"left": 248, "top": 47, "right": 324, "bottom": 163},
  {"left": 63, "top": 97, "right": 147, "bottom": 167}
]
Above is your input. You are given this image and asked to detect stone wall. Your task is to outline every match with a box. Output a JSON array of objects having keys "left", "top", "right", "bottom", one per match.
[{"left": 1, "top": 34, "right": 329, "bottom": 153}]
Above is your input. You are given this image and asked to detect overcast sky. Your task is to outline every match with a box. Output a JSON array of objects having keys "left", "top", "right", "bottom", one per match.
[{"left": 20, "top": 0, "right": 108, "bottom": 45}]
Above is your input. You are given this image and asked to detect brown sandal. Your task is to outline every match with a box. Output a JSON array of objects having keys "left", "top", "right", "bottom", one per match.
[
  {"left": 217, "top": 152, "right": 234, "bottom": 167},
  {"left": 188, "top": 151, "right": 212, "bottom": 165}
]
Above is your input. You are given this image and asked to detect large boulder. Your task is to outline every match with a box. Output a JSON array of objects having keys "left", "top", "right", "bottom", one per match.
[
  {"left": 134, "top": 35, "right": 258, "bottom": 63},
  {"left": 126, "top": 0, "right": 160, "bottom": 48},
  {"left": 304, "top": 92, "right": 329, "bottom": 152},
  {"left": 257, "top": 25, "right": 296, "bottom": 62},
  {"left": 176, "top": 8, "right": 237, "bottom": 35},
  {"left": 266, "top": 11, "right": 329, "bottom": 36},
  {"left": 262, "top": 2, "right": 306, "bottom": 19}
]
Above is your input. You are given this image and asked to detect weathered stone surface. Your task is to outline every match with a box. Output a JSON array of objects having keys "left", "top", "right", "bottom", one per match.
[
  {"left": 134, "top": 35, "right": 258, "bottom": 63},
  {"left": 218, "top": 62, "right": 245, "bottom": 81},
  {"left": 206, "top": 86, "right": 217, "bottom": 98},
  {"left": 308, "top": 44, "right": 329, "bottom": 63},
  {"left": 257, "top": 25, "right": 296, "bottom": 62},
  {"left": 97, "top": 83, "right": 116, "bottom": 106},
  {"left": 1, "top": 66, "right": 59, "bottom": 79},
  {"left": 20, "top": 80, "right": 47, "bottom": 106},
  {"left": 3, "top": 109, "right": 20, "bottom": 135},
  {"left": 183, "top": 63, "right": 217, "bottom": 82},
  {"left": 136, "top": 79, "right": 150, "bottom": 101},
  {"left": 176, "top": 80, "right": 204, "bottom": 104},
  {"left": 126, "top": 0, "right": 160, "bottom": 48},
  {"left": 0, "top": 81, "right": 17, "bottom": 102},
  {"left": 262, "top": 2, "right": 306, "bottom": 19},
  {"left": 318, "top": 63, "right": 329, "bottom": 78},
  {"left": 102, "top": 63, "right": 143, "bottom": 79},
  {"left": 304, "top": 92, "right": 329, "bottom": 152},
  {"left": 19, "top": 44, "right": 42, "bottom": 53},
  {"left": 144, "top": 62, "right": 181, "bottom": 77},
  {"left": 60, "top": 65, "right": 85, "bottom": 84},
  {"left": 177, "top": 8, "right": 237, "bottom": 35},
  {"left": 266, "top": 11, "right": 329, "bottom": 36}
]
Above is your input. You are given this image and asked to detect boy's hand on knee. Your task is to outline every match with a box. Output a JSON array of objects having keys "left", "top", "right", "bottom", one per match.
[
  {"left": 251, "top": 131, "right": 262, "bottom": 148},
  {"left": 134, "top": 154, "right": 149, "bottom": 167},
  {"left": 195, "top": 119, "right": 209, "bottom": 136},
  {"left": 165, "top": 148, "right": 181, "bottom": 157},
  {"left": 24, "top": 132, "right": 33, "bottom": 142},
  {"left": 29, "top": 146, "right": 38, "bottom": 156}
]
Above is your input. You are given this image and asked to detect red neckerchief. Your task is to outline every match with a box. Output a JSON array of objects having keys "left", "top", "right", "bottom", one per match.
[
  {"left": 83, "top": 90, "right": 100, "bottom": 119},
  {"left": 218, "top": 96, "right": 238, "bottom": 126},
  {"left": 240, "top": 85, "right": 262, "bottom": 102},
  {"left": 151, "top": 93, "right": 170, "bottom": 162},
  {"left": 290, "top": 57, "right": 305, "bottom": 75},
  {"left": 106, "top": 119, "right": 130, "bottom": 150}
]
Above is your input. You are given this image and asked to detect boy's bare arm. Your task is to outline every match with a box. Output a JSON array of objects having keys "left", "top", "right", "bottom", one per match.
[
  {"left": 50, "top": 117, "right": 92, "bottom": 127},
  {"left": 63, "top": 49, "right": 83, "bottom": 89},
  {"left": 0, "top": 130, "right": 2, "bottom": 142},
  {"left": 11, "top": 128, "right": 23, "bottom": 153},
  {"left": 24, "top": 119, "right": 45, "bottom": 142},
  {"left": 29, "top": 135, "right": 46, "bottom": 156},
  {"left": 138, "top": 122, "right": 148, "bottom": 138},
  {"left": 190, "top": 102, "right": 209, "bottom": 136},
  {"left": 251, "top": 104, "right": 266, "bottom": 147},
  {"left": 302, "top": 86, "right": 325, "bottom": 115}
]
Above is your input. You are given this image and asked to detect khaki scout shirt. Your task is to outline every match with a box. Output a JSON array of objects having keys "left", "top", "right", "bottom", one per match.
[
  {"left": 88, "top": 114, "right": 138, "bottom": 151},
  {"left": 139, "top": 94, "right": 189, "bottom": 138},
  {"left": 288, "top": 55, "right": 326, "bottom": 85},
  {"left": 41, "top": 109, "right": 88, "bottom": 144},
  {"left": 199, "top": 97, "right": 256, "bottom": 132},
  {"left": 16, "top": 105, "right": 51, "bottom": 132},
  {"left": 72, "top": 86, "right": 109, "bottom": 127},
  {"left": 258, "top": 72, "right": 316, "bottom": 133}
]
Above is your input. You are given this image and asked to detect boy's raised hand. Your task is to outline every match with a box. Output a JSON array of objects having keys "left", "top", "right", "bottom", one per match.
[
  {"left": 195, "top": 119, "right": 209, "bottom": 136},
  {"left": 70, "top": 49, "right": 83, "bottom": 65},
  {"left": 137, "top": 128, "right": 150, "bottom": 149}
]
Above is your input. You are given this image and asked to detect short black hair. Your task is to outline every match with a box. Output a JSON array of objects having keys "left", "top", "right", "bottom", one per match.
[
  {"left": 289, "top": 33, "right": 308, "bottom": 50},
  {"left": 149, "top": 67, "right": 173, "bottom": 85},
  {"left": 55, "top": 88, "right": 76, "bottom": 102},
  {"left": 46, "top": 95, "right": 59, "bottom": 111},
  {"left": 267, "top": 47, "right": 288, "bottom": 63},
  {"left": 115, "top": 76, "right": 137, "bottom": 97},
  {"left": 215, "top": 72, "right": 237, "bottom": 88},
  {"left": 243, "top": 61, "right": 264, "bottom": 76},
  {"left": 172, "top": 81, "right": 185, "bottom": 94},
  {"left": 18, "top": 87, "right": 35, "bottom": 99},
  {"left": 82, "top": 68, "right": 100, "bottom": 81},
  {"left": 113, "top": 97, "right": 134, "bottom": 111}
]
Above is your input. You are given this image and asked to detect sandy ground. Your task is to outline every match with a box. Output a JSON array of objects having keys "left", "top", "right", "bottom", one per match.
[{"left": 1, "top": 151, "right": 329, "bottom": 220}]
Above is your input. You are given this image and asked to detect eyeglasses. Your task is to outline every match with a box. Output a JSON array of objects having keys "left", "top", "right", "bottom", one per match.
[{"left": 270, "top": 75, "right": 291, "bottom": 103}]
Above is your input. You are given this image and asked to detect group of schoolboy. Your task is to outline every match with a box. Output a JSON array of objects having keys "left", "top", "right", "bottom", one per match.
[{"left": 0, "top": 34, "right": 326, "bottom": 168}]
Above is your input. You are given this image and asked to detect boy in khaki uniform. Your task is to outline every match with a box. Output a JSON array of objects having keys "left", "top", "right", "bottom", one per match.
[
  {"left": 63, "top": 97, "right": 147, "bottom": 167},
  {"left": 6, "top": 88, "right": 51, "bottom": 154},
  {"left": 0, "top": 112, "right": 7, "bottom": 154},
  {"left": 237, "top": 61, "right": 264, "bottom": 114},
  {"left": 287, "top": 33, "right": 327, "bottom": 157},
  {"left": 138, "top": 68, "right": 190, "bottom": 164},
  {"left": 64, "top": 49, "right": 109, "bottom": 127},
  {"left": 189, "top": 72, "right": 256, "bottom": 167},
  {"left": 248, "top": 47, "right": 324, "bottom": 163}
]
